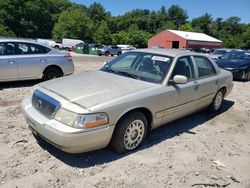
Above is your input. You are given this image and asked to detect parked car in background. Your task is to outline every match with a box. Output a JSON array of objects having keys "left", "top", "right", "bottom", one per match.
[
  {"left": 97, "top": 45, "right": 122, "bottom": 56},
  {"left": 0, "top": 39, "right": 74, "bottom": 82},
  {"left": 216, "top": 51, "right": 250, "bottom": 81},
  {"left": 37, "top": 38, "right": 62, "bottom": 50},
  {"left": 21, "top": 49, "right": 233, "bottom": 154},
  {"left": 62, "top": 38, "right": 84, "bottom": 51},
  {"left": 210, "top": 48, "right": 232, "bottom": 60},
  {"left": 117, "top": 44, "right": 136, "bottom": 53}
]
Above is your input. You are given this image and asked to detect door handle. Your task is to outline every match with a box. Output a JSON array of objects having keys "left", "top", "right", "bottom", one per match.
[
  {"left": 40, "top": 59, "right": 46, "bottom": 63},
  {"left": 9, "top": 61, "right": 15, "bottom": 64}
]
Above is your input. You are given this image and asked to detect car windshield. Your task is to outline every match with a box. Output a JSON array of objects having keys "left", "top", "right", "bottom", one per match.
[
  {"left": 101, "top": 52, "right": 172, "bottom": 84},
  {"left": 222, "top": 51, "right": 250, "bottom": 60}
]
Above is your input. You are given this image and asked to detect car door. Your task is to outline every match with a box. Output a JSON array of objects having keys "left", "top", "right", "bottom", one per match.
[
  {"left": 160, "top": 56, "right": 200, "bottom": 124},
  {"left": 16, "top": 42, "right": 48, "bottom": 79},
  {"left": 191, "top": 55, "right": 219, "bottom": 109},
  {"left": 0, "top": 42, "right": 18, "bottom": 81}
]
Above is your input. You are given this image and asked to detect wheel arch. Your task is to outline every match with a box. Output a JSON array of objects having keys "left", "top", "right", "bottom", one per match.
[
  {"left": 218, "top": 85, "right": 227, "bottom": 97},
  {"left": 115, "top": 107, "right": 153, "bottom": 131},
  {"left": 42, "top": 65, "right": 63, "bottom": 78}
]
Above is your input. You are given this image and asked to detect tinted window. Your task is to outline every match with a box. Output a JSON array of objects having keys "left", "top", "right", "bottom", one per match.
[
  {"left": 17, "top": 43, "right": 50, "bottom": 55},
  {"left": 194, "top": 56, "right": 216, "bottom": 78},
  {"left": 0, "top": 43, "right": 5, "bottom": 55},
  {"left": 171, "top": 56, "right": 195, "bottom": 81},
  {"left": 0, "top": 42, "right": 15, "bottom": 55}
]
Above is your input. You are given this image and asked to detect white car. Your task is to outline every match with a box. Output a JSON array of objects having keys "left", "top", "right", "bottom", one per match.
[{"left": 0, "top": 39, "right": 74, "bottom": 82}]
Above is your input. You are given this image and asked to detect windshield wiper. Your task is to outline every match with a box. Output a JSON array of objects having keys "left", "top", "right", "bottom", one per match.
[
  {"left": 101, "top": 66, "right": 116, "bottom": 73},
  {"left": 115, "top": 70, "right": 140, "bottom": 80},
  {"left": 102, "top": 67, "right": 140, "bottom": 80}
]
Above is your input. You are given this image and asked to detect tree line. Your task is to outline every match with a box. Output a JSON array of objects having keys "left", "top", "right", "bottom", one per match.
[{"left": 0, "top": 0, "right": 249, "bottom": 48}]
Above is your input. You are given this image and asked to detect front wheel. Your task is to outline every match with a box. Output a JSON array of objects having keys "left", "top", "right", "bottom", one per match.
[
  {"left": 110, "top": 112, "right": 147, "bottom": 153},
  {"left": 209, "top": 90, "right": 224, "bottom": 112}
]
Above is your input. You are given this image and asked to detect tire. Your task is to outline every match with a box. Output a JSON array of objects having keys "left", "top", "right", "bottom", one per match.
[
  {"left": 246, "top": 71, "right": 250, "bottom": 81},
  {"left": 54, "top": 46, "right": 60, "bottom": 50},
  {"left": 43, "top": 67, "right": 62, "bottom": 81},
  {"left": 105, "top": 51, "right": 110, "bottom": 56},
  {"left": 110, "top": 112, "right": 148, "bottom": 153},
  {"left": 117, "top": 52, "right": 121, "bottom": 56},
  {"left": 209, "top": 90, "right": 224, "bottom": 112}
]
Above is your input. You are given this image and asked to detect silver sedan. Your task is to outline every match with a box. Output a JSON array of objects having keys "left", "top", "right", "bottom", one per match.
[
  {"left": 0, "top": 39, "right": 74, "bottom": 82},
  {"left": 21, "top": 49, "right": 233, "bottom": 153}
]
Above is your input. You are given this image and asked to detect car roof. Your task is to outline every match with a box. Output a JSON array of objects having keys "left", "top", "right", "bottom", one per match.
[
  {"left": 132, "top": 48, "right": 202, "bottom": 57},
  {"left": 0, "top": 38, "right": 54, "bottom": 50}
]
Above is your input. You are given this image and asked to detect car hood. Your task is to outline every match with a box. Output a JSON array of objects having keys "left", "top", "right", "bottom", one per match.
[
  {"left": 39, "top": 70, "right": 156, "bottom": 108},
  {"left": 216, "top": 59, "right": 249, "bottom": 67}
]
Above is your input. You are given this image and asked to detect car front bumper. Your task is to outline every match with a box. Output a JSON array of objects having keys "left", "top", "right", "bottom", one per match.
[{"left": 21, "top": 97, "right": 115, "bottom": 153}]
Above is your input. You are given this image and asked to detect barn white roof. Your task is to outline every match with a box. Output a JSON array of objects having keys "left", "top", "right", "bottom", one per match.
[{"left": 168, "top": 29, "right": 222, "bottom": 43}]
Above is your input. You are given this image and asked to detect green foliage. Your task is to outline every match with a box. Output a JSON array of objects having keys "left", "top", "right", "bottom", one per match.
[
  {"left": 0, "top": 24, "right": 15, "bottom": 37},
  {"left": 52, "top": 9, "right": 93, "bottom": 41},
  {"left": 0, "top": 1, "right": 249, "bottom": 49},
  {"left": 93, "top": 21, "right": 112, "bottom": 44},
  {"left": 179, "top": 23, "right": 194, "bottom": 32},
  {"left": 191, "top": 13, "right": 213, "bottom": 35},
  {"left": 87, "top": 2, "right": 109, "bottom": 23},
  {"left": 167, "top": 5, "right": 188, "bottom": 28}
]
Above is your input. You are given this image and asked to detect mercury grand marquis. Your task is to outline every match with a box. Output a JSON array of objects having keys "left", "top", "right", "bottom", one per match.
[{"left": 21, "top": 49, "right": 233, "bottom": 153}]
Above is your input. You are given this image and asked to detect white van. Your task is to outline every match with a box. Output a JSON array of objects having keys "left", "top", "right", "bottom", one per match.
[
  {"left": 37, "top": 39, "right": 62, "bottom": 50},
  {"left": 62, "top": 38, "right": 84, "bottom": 51}
]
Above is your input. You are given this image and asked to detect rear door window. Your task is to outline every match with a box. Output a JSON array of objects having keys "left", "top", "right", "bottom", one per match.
[
  {"left": 17, "top": 43, "right": 50, "bottom": 55},
  {"left": 193, "top": 56, "right": 216, "bottom": 78}
]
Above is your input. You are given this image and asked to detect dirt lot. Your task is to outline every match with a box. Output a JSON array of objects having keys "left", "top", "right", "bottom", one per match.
[{"left": 0, "top": 53, "right": 250, "bottom": 188}]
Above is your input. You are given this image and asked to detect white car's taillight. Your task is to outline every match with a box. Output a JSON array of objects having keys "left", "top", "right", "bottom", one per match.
[{"left": 64, "top": 55, "right": 73, "bottom": 63}]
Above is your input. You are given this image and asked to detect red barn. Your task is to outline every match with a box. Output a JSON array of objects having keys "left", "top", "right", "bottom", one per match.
[{"left": 148, "top": 29, "right": 222, "bottom": 49}]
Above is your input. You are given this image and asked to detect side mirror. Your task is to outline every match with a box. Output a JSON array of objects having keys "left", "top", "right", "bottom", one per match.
[
  {"left": 172, "top": 75, "right": 188, "bottom": 84},
  {"left": 104, "top": 61, "right": 109, "bottom": 65},
  {"left": 218, "top": 56, "right": 222, "bottom": 60}
]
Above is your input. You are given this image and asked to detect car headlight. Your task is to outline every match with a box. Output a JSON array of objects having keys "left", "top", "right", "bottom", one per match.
[
  {"left": 74, "top": 113, "right": 108, "bottom": 128},
  {"left": 54, "top": 108, "right": 108, "bottom": 129},
  {"left": 54, "top": 108, "right": 78, "bottom": 126}
]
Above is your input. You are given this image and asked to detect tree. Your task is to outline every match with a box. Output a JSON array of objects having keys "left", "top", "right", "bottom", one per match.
[
  {"left": 87, "top": 3, "right": 108, "bottom": 24},
  {"left": 53, "top": 9, "right": 93, "bottom": 41},
  {"left": 191, "top": 13, "right": 213, "bottom": 35},
  {"left": 167, "top": 5, "right": 188, "bottom": 28},
  {"left": 93, "top": 21, "right": 112, "bottom": 44},
  {"left": 112, "top": 31, "right": 131, "bottom": 44},
  {"left": 179, "top": 23, "right": 194, "bottom": 32},
  {"left": 0, "top": 24, "right": 15, "bottom": 37}
]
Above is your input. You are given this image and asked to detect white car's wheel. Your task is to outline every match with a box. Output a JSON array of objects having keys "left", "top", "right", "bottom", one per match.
[
  {"left": 209, "top": 90, "right": 224, "bottom": 112},
  {"left": 110, "top": 112, "right": 147, "bottom": 153}
]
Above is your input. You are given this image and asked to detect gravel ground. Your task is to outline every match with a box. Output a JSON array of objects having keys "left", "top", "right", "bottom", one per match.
[{"left": 0, "top": 54, "right": 250, "bottom": 188}]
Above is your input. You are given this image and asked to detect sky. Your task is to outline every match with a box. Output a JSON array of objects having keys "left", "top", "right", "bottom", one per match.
[{"left": 71, "top": 0, "right": 250, "bottom": 23}]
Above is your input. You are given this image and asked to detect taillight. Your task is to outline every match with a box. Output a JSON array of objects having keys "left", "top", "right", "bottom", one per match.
[{"left": 64, "top": 55, "right": 73, "bottom": 63}]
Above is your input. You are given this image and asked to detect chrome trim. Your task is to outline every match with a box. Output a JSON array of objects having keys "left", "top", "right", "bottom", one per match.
[{"left": 32, "top": 89, "right": 61, "bottom": 118}]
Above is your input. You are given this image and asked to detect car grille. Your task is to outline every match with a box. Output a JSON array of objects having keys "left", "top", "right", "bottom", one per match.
[{"left": 32, "top": 90, "right": 61, "bottom": 119}]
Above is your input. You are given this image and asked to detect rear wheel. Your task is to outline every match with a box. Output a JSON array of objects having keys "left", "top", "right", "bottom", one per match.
[
  {"left": 209, "top": 90, "right": 224, "bottom": 112},
  {"left": 246, "top": 71, "right": 250, "bottom": 81},
  {"left": 110, "top": 112, "right": 147, "bottom": 153},
  {"left": 43, "top": 67, "right": 62, "bottom": 81},
  {"left": 105, "top": 51, "right": 110, "bottom": 56}
]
